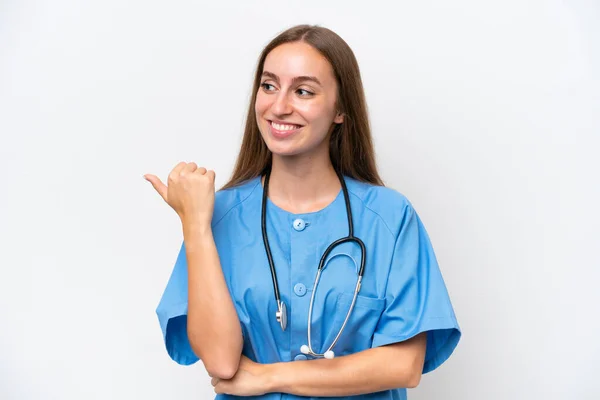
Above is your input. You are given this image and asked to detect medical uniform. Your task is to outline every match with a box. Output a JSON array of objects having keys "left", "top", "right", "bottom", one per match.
[{"left": 156, "top": 175, "right": 461, "bottom": 400}]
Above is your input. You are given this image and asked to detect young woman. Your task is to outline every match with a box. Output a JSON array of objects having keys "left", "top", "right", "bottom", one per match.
[{"left": 145, "top": 24, "right": 461, "bottom": 399}]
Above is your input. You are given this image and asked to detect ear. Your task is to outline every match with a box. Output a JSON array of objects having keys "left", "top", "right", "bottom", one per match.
[{"left": 334, "top": 112, "right": 344, "bottom": 124}]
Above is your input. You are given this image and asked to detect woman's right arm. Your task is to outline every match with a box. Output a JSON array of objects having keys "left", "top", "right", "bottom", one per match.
[
  {"left": 145, "top": 162, "right": 243, "bottom": 379},
  {"left": 183, "top": 220, "right": 243, "bottom": 379}
]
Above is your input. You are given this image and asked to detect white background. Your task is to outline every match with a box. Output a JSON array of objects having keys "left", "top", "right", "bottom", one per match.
[{"left": 1, "top": 1, "right": 599, "bottom": 399}]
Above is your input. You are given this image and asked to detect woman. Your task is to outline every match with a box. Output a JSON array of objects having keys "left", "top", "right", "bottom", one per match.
[{"left": 145, "top": 24, "right": 461, "bottom": 399}]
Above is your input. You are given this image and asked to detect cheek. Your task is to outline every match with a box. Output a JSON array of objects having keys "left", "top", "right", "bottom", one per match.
[
  {"left": 254, "top": 96, "right": 270, "bottom": 140},
  {"left": 297, "top": 100, "right": 335, "bottom": 127},
  {"left": 255, "top": 93, "right": 270, "bottom": 116}
]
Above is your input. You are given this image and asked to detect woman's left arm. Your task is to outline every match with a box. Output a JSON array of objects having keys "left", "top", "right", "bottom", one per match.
[{"left": 212, "top": 332, "right": 427, "bottom": 397}]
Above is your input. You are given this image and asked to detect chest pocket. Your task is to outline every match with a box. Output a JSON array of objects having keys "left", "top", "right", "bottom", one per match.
[
  {"left": 322, "top": 292, "right": 386, "bottom": 356},
  {"left": 313, "top": 243, "right": 386, "bottom": 356}
]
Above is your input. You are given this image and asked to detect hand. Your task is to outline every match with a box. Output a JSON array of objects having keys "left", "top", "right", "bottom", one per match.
[
  {"left": 211, "top": 356, "right": 272, "bottom": 396},
  {"left": 144, "top": 162, "right": 216, "bottom": 227}
]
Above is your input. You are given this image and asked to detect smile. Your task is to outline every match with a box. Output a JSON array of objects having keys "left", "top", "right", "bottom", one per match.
[
  {"left": 270, "top": 121, "right": 301, "bottom": 130},
  {"left": 268, "top": 120, "right": 303, "bottom": 138}
]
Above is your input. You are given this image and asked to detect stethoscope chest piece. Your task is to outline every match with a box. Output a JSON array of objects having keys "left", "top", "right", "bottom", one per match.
[{"left": 276, "top": 300, "right": 287, "bottom": 331}]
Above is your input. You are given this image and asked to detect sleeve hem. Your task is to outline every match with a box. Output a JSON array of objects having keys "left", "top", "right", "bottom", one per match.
[
  {"left": 156, "top": 301, "right": 188, "bottom": 337},
  {"left": 371, "top": 316, "right": 461, "bottom": 374},
  {"left": 156, "top": 301, "right": 200, "bottom": 366}
]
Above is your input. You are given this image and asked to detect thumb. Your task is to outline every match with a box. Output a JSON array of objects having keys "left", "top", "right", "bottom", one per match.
[{"left": 144, "top": 174, "right": 168, "bottom": 202}]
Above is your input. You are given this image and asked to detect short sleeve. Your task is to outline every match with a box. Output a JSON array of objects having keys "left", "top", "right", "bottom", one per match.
[
  {"left": 155, "top": 242, "right": 199, "bottom": 365},
  {"left": 371, "top": 205, "right": 461, "bottom": 374}
]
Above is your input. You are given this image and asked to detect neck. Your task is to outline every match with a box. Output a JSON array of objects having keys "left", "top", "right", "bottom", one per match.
[{"left": 265, "top": 152, "right": 341, "bottom": 214}]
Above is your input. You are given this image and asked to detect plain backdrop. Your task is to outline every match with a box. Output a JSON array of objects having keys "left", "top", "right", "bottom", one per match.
[{"left": 1, "top": 1, "right": 599, "bottom": 399}]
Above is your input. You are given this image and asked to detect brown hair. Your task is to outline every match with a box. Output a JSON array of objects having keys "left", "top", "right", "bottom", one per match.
[{"left": 221, "top": 24, "right": 384, "bottom": 190}]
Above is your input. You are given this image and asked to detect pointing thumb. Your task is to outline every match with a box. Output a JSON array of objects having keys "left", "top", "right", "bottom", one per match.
[{"left": 144, "top": 174, "right": 168, "bottom": 202}]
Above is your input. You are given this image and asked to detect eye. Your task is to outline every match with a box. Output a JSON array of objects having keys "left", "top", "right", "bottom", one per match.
[
  {"left": 296, "top": 88, "right": 314, "bottom": 97},
  {"left": 260, "top": 82, "right": 276, "bottom": 92}
]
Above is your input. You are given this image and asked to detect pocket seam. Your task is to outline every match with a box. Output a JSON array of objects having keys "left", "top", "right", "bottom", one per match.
[{"left": 336, "top": 292, "right": 386, "bottom": 312}]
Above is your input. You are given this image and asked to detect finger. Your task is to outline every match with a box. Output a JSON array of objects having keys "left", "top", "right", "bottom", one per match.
[
  {"left": 205, "top": 169, "right": 216, "bottom": 182},
  {"left": 214, "top": 381, "right": 227, "bottom": 395},
  {"left": 194, "top": 166, "right": 207, "bottom": 175},
  {"left": 183, "top": 162, "right": 198, "bottom": 173},
  {"left": 144, "top": 174, "right": 168, "bottom": 202},
  {"left": 169, "top": 162, "right": 188, "bottom": 181},
  {"left": 180, "top": 162, "right": 198, "bottom": 178},
  {"left": 173, "top": 161, "right": 188, "bottom": 174}
]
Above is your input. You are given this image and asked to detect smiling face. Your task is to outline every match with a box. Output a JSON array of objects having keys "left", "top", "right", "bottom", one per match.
[{"left": 255, "top": 41, "right": 344, "bottom": 158}]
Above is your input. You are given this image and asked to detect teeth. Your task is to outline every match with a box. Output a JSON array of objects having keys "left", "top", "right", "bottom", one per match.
[{"left": 272, "top": 122, "right": 299, "bottom": 131}]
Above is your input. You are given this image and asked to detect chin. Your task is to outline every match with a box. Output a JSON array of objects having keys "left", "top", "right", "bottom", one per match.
[
  {"left": 266, "top": 143, "right": 305, "bottom": 158},
  {"left": 259, "top": 131, "right": 302, "bottom": 157}
]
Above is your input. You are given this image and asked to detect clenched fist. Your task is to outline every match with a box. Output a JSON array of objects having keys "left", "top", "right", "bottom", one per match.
[{"left": 144, "top": 162, "right": 216, "bottom": 228}]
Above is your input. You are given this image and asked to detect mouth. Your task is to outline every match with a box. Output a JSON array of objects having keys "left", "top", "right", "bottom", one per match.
[{"left": 267, "top": 120, "right": 303, "bottom": 138}]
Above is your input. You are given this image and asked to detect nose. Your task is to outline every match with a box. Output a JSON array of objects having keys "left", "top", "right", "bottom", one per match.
[{"left": 271, "top": 91, "right": 293, "bottom": 116}]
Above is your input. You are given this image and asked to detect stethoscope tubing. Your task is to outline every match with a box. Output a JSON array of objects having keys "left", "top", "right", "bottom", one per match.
[{"left": 261, "top": 166, "right": 366, "bottom": 358}]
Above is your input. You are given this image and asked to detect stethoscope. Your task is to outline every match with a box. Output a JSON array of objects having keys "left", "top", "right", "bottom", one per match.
[{"left": 261, "top": 167, "right": 366, "bottom": 359}]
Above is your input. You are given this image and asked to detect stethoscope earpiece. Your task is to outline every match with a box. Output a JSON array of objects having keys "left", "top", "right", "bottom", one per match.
[{"left": 300, "top": 345, "right": 336, "bottom": 359}]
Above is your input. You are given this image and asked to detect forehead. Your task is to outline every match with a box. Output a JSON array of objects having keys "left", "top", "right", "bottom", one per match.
[{"left": 263, "top": 42, "right": 336, "bottom": 84}]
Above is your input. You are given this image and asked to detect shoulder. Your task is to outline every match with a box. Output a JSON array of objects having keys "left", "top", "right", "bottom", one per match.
[
  {"left": 345, "top": 177, "right": 415, "bottom": 237},
  {"left": 211, "top": 177, "right": 261, "bottom": 228}
]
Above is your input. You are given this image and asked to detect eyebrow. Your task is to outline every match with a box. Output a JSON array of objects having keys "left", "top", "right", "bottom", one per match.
[{"left": 261, "top": 71, "right": 322, "bottom": 87}]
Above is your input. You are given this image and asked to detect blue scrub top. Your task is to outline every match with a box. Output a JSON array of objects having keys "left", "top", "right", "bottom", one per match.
[{"left": 156, "top": 175, "right": 461, "bottom": 400}]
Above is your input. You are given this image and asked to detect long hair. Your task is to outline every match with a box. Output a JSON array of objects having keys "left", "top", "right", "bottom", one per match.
[{"left": 221, "top": 24, "right": 384, "bottom": 190}]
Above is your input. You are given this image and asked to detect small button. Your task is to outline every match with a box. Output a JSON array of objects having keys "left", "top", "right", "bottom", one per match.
[
  {"left": 292, "top": 218, "right": 306, "bottom": 231},
  {"left": 293, "top": 283, "right": 307, "bottom": 297},
  {"left": 294, "top": 354, "right": 307, "bottom": 361}
]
